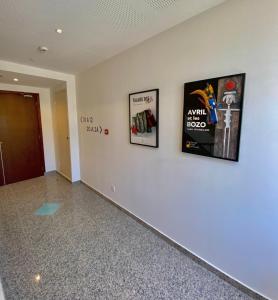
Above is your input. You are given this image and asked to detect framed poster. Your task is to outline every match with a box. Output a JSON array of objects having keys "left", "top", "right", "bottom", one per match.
[
  {"left": 182, "top": 73, "right": 245, "bottom": 161},
  {"left": 129, "top": 89, "right": 159, "bottom": 148}
]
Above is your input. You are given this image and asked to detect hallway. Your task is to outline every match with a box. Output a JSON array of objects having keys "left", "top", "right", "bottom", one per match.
[{"left": 0, "top": 174, "right": 253, "bottom": 299}]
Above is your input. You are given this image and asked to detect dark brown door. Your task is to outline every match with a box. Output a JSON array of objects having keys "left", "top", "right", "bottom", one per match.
[
  {"left": 0, "top": 142, "right": 4, "bottom": 186},
  {"left": 0, "top": 91, "right": 45, "bottom": 185}
]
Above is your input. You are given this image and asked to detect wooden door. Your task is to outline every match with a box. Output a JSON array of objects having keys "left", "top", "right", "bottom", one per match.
[
  {"left": 0, "top": 142, "right": 4, "bottom": 185},
  {"left": 0, "top": 91, "right": 45, "bottom": 185}
]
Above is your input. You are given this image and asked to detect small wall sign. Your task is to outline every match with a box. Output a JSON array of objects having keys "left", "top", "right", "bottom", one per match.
[{"left": 80, "top": 115, "right": 109, "bottom": 136}]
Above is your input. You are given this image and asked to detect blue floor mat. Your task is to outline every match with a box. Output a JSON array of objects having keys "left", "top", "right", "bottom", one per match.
[{"left": 35, "top": 203, "right": 60, "bottom": 216}]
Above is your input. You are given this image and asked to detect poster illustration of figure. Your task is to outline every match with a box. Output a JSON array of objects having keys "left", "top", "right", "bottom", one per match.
[
  {"left": 182, "top": 74, "right": 245, "bottom": 161},
  {"left": 129, "top": 89, "right": 159, "bottom": 148}
]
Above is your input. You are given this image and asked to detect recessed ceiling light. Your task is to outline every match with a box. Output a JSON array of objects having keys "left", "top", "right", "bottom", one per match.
[
  {"left": 34, "top": 274, "right": 41, "bottom": 283},
  {"left": 13, "top": 78, "right": 19, "bottom": 82},
  {"left": 56, "top": 28, "right": 63, "bottom": 34},
  {"left": 38, "top": 46, "right": 48, "bottom": 53}
]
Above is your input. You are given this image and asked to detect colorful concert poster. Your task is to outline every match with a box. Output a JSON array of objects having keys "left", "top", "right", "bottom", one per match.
[{"left": 182, "top": 74, "right": 245, "bottom": 161}]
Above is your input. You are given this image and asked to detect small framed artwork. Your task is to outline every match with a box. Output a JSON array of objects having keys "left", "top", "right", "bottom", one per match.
[
  {"left": 129, "top": 89, "right": 159, "bottom": 148},
  {"left": 182, "top": 73, "right": 245, "bottom": 161}
]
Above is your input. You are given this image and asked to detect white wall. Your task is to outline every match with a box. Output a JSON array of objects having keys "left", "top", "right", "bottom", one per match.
[
  {"left": 77, "top": 0, "right": 278, "bottom": 299},
  {"left": 51, "top": 89, "right": 72, "bottom": 180},
  {"left": 0, "top": 279, "right": 4, "bottom": 300},
  {"left": 0, "top": 83, "right": 56, "bottom": 172}
]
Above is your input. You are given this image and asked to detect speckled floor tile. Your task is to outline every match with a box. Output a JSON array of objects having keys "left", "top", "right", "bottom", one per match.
[{"left": 0, "top": 174, "right": 254, "bottom": 300}]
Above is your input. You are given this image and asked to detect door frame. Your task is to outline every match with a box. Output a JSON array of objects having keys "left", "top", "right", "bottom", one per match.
[{"left": 0, "top": 90, "right": 46, "bottom": 182}]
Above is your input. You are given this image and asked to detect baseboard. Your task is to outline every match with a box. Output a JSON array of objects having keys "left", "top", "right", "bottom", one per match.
[
  {"left": 81, "top": 180, "right": 271, "bottom": 300},
  {"left": 55, "top": 170, "right": 72, "bottom": 183}
]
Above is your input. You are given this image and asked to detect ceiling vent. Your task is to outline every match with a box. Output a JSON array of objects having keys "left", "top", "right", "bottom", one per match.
[
  {"left": 96, "top": 0, "right": 145, "bottom": 30},
  {"left": 145, "top": 0, "right": 179, "bottom": 9},
  {"left": 38, "top": 46, "right": 48, "bottom": 53}
]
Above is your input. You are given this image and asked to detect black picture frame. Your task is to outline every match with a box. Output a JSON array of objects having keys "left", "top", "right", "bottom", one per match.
[
  {"left": 182, "top": 73, "right": 245, "bottom": 161},
  {"left": 129, "top": 89, "right": 159, "bottom": 148}
]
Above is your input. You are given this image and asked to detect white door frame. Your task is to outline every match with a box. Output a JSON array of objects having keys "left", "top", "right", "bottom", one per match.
[{"left": 0, "top": 60, "right": 81, "bottom": 182}]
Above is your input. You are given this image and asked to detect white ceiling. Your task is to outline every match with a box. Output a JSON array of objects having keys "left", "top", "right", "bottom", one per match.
[
  {"left": 0, "top": 70, "right": 65, "bottom": 88},
  {"left": 0, "top": 0, "right": 226, "bottom": 74}
]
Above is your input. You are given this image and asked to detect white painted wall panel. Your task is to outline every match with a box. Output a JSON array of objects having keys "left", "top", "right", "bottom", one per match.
[{"left": 77, "top": 1, "right": 278, "bottom": 298}]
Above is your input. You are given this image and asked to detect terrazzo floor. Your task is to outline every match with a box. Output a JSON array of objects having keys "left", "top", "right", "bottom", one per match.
[{"left": 0, "top": 174, "right": 254, "bottom": 300}]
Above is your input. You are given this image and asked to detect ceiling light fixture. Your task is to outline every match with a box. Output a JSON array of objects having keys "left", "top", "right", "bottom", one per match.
[
  {"left": 34, "top": 274, "right": 41, "bottom": 283},
  {"left": 13, "top": 78, "right": 19, "bottom": 82},
  {"left": 38, "top": 46, "right": 48, "bottom": 53},
  {"left": 56, "top": 28, "right": 63, "bottom": 34}
]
